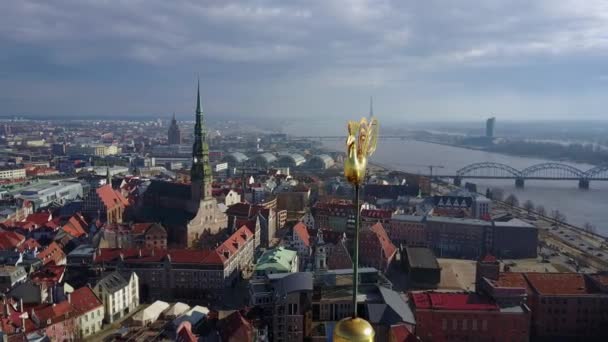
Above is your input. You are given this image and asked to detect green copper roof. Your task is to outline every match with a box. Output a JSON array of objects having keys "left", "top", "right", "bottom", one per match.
[{"left": 254, "top": 247, "right": 297, "bottom": 273}]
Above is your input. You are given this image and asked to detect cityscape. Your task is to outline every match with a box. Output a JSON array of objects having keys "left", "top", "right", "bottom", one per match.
[{"left": 2, "top": 1, "right": 608, "bottom": 342}]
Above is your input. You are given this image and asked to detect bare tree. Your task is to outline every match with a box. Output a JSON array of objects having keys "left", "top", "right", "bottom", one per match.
[
  {"left": 492, "top": 188, "right": 504, "bottom": 201},
  {"left": 505, "top": 194, "right": 519, "bottom": 207},
  {"left": 536, "top": 205, "right": 546, "bottom": 216},
  {"left": 583, "top": 222, "right": 597, "bottom": 234},
  {"left": 523, "top": 200, "right": 534, "bottom": 213},
  {"left": 551, "top": 209, "right": 567, "bottom": 224}
]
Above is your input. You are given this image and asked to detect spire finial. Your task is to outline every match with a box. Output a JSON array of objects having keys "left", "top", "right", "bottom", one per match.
[{"left": 196, "top": 78, "right": 201, "bottom": 114}]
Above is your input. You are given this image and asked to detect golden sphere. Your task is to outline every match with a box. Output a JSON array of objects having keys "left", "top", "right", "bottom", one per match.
[{"left": 333, "top": 317, "right": 375, "bottom": 341}]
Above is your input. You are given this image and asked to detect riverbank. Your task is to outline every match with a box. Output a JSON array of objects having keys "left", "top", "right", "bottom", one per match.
[{"left": 412, "top": 138, "right": 603, "bottom": 168}]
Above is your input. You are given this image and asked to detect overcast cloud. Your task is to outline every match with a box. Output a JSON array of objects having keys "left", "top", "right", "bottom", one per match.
[{"left": 1, "top": 0, "right": 608, "bottom": 122}]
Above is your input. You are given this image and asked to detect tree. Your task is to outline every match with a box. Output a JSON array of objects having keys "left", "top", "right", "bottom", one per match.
[
  {"left": 536, "top": 205, "right": 546, "bottom": 216},
  {"left": 505, "top": 194, "right": 519, "bottom": 207},
  {"left": 492, "top": 188, "right": 504, "bottom": 201},
  {"left": 523, "top": 200, "right": 534, "bottom": 213},
  {"left": 551, "top": 209, "right": 567, "bottom": 224},
  {"left": 583, "top": 222, "right": 597, "bottom": 234}
]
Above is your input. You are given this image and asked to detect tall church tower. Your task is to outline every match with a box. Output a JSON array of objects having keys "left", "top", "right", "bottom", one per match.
[
  {"left": 191, "top": 81, "right": 213, "bottom": 201},
  {"left": 167, "top": 113, "right": 182, "bottom": 145}
]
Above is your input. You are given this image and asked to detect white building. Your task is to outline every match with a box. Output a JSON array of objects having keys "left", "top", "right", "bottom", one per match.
[
  {"left": 472, "top": 196, "right": 492, "bottom": 219},
  {"left": 71, "top": 286, "right": 105, "bottom": 339},
  {"left": 93, "top": 271, "right": 139, "bottom": 323},
  {"left": 0, "top": 167, "right": 26, "bottom": 180}
]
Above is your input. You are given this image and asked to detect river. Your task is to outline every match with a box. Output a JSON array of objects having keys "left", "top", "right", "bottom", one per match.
[{"left": 284, "top": 121, "right": 608, "bottom": 236}]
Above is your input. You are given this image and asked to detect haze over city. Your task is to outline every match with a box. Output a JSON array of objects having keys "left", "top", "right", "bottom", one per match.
[{"left": 2, "top": 0, "right": 608, "bottom": 121}]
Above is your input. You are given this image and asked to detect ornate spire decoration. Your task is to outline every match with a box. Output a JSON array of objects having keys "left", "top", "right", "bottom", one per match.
[
  {"left": 191, "top": 79, "right": 212, "bottom": 199},
  {"left": 334, "top": 114, "right": 378, "bottom": 341}
]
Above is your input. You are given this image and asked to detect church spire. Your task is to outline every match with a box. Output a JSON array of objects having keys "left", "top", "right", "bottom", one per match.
[
  {"left": 369, "top": 96, "right": 374, "bottom": 118},
  {"left": 191, "top": 79, "right": 212, "bottom": 200}
]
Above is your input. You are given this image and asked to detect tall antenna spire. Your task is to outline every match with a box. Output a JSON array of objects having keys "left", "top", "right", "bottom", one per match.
[{"left": 369, "top": 96, "right": 374, "bottom": 118}]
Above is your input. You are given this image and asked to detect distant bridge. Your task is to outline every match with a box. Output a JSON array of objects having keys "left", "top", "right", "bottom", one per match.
[{"left": 435, "top": 162, "right": 608, "bottom": 189}]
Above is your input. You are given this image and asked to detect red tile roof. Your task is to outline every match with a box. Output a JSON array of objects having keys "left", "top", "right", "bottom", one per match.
[
  {"left": 411, "top": 292, "right": 499, "bottom": 311},
  {"left": 524, "top": 273, "right": 592, "bottom": 295},
  {"left": 70, "top": 286, "right": 103, "bottom": 314},
  {"left": 30, "top": 265, "right": 65, "bottom": 286},
  {"left": 25, "top": 212, "right": 52, "bottom": 227},
  {"left": 293, "top": 222, "right": 310, "bottom": 247},
  {"left": 493, "top": 272, "right": 530, "bottom": 293},
  {"left": 62, "top": 216, "right": 87, "bottom": 238},
  {"left": 36, "top": 242, "right": 66, "bottom": 266},
  {"left": 0, "top": 231, "right": 25, "bottom": 250},
  {"left": 370, "top": 223, "right": 397, "bottom": 259},
  {"left": 390, "top": 324, "right": 415, "bottom": 342},
  {"left": 131, "top": 222, "right": 154, "bottom": 234},
  {"left": 17, "top": 238, "right": 41, "bottom": 252},
  {"left": 96, "top": 184, "right": 128, "bottom": 210},
  {"left": 361, "top": 209, "right": 393, "bottom": 219},
  {"left": 94, "top": 248, "right": 226, "bottom": 265},
  {"left": 220, "top": 311, "right": 253, "bottom": 342},
  {"left": 33, "top": 301, "right": 72, "bottom": 325},
  {"left": 176, "top": 321, "right": 198, "bottom": 342},
  {"left": 216, "top": 225, "right": 253, "bottom": 259},
  {"left": 226, "top": 202, "right": 256, "bottom": 218}
]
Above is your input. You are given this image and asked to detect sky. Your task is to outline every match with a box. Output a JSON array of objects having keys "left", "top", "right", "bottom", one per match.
[{"left": 1, "top": 0, "right": 608, "bottom": 123}]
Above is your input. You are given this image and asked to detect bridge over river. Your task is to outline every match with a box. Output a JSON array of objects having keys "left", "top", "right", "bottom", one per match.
[{"left": 435, "top": 162, "right": 608, "bottom": 189}]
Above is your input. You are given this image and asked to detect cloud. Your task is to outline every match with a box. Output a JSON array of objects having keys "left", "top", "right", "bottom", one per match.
[{"left": 1, "top": 0, "right": 608, "bottom": 119}]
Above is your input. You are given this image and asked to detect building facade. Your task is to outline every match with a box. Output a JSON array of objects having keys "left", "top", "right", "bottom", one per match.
[
  {"left": 411, "top": 291, "right": 530, "bottom": 342},
  {"left": 94, "top": 271, "right": 139, "bottom": 323}
]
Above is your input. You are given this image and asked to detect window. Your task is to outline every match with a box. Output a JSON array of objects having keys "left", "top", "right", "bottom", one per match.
[
  {"left": 482, "top": 320, "right": 487, "bottom": 331},
  {"left": 442, "top": 319, "right": 447, "bottom": 331},
  {"left": 472, "top": 320, "right": 478, "bottom": 331},
  {"left": 462, "top": 319, "right": 468, "bottom": 331}
]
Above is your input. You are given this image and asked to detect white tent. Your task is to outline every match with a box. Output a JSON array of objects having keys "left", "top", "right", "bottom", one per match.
[
  {"left": 172, "top": 305, "right": 209, "bottom": 327},
  {"left": 163, "top": 302, "right": 191, "bottom": 319},
  {"left": 132, "top": 300, "right": 170, "bottom": 326}
]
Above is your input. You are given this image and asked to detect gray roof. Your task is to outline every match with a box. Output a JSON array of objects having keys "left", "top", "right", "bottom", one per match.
[
  {"left": 426, "top": 216, "right": 489, "bottom": 226},
  {"left": 405, "top": 247, "right": 440, "bottom": 270},
  {"left": 254, "top": 153, "right": 277, "bottom": 164},
  {"left": 274, "top": 272, "right": 313, "bottom": 297},
  {"left": 96, "top": 271, "right": 131, "bottom": 294},
  {"left": 378, "top": 286, "right": 416, "bottom": 324},
  {"left": 493, "top": 218, "right": 535, "bottom": 229},
  {"left": 277, "top": 153, "right": 306, "bottom": 166},
  {"left": 223, "top": 152, "right": 249, "bottom": 164},
  {"left": 308, "top": 154, "right": 335, "bottom": 168},
  {"left": 392, "top": 215, "right": 426, "bottom": 223}
]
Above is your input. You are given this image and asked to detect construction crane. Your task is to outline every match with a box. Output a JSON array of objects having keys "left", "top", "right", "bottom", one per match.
[
  {"left": 427, "top": 165, "right": 444, "bottom": 180},
  {"left": 399, "top": 163, "right": 445, "bottom": 179}
]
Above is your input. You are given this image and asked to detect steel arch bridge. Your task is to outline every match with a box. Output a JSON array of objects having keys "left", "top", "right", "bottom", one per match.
[
  {"left": 456, "top": 162, "right": 521, "bottom": 178},
  {"left": 520, "top": 163, "right": 586, "bottom": 179},
  {"left": 587, "top": 165, "right": 608, "bottom": 179},
  {"left": 438, "top": 162, "right": 608, "bottom": 189}
]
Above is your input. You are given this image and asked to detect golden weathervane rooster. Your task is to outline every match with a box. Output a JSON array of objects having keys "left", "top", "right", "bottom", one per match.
[{"left": 344, "top": 117, "right": 379, "bottom": 185}]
